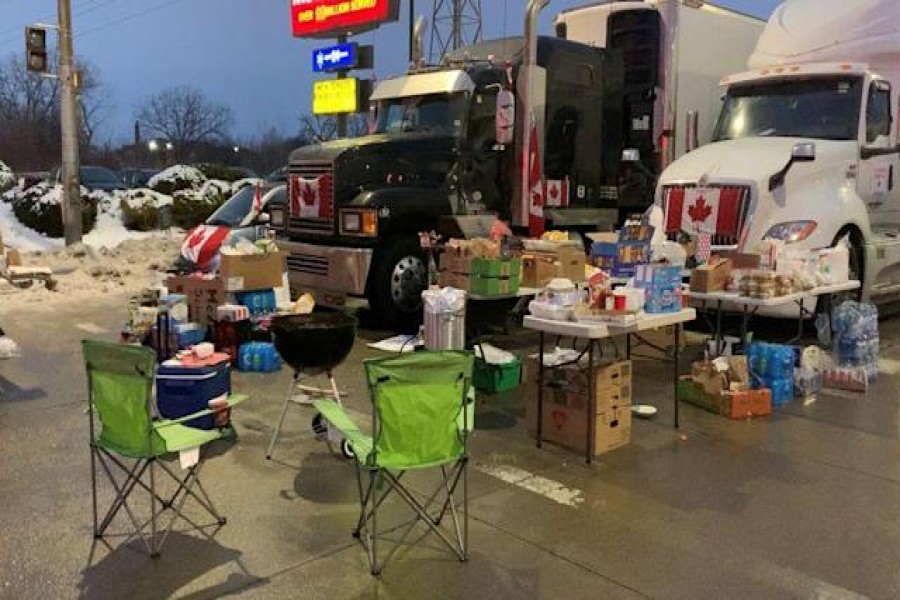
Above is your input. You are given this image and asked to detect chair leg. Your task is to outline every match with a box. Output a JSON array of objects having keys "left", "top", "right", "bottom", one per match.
[
  {"left": 150, "top": 459, "right": 159, "bottom": 557},
  {"left": 90, "top": 446, "right": 99, "bottom": 538},
  {"left": 94, "top": 453, "right": 154, "bottom": 555}
]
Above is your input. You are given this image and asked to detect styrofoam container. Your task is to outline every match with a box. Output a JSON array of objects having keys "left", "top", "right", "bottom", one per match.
[{"left": 528, "top": 301, "right": 574, "bottom": 321}]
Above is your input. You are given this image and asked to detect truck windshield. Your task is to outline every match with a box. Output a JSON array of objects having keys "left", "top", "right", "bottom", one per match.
[
  {"left": 375, "top": 93, "right": 466, "bottom": 136},
  {"left": 713, "top": 77, "right": 863, "bottom": 142}
]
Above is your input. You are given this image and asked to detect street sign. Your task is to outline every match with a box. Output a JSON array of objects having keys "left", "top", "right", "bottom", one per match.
[
  {"left": 313, "top": 78, "right": 359, "bottom": 115},
  {"left": 291, "top": 0, "right": 400, "bottom": 38},
  {"left": 312, "top": 42, "right": 358, "bottom": 73}
]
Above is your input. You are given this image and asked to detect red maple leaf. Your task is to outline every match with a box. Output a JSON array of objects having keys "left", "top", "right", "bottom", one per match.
[
  {"left": 301, "top": 182, "right": 317, "bottom": 207},
  {"left": 687, "top": 195, "right": 713, "bottom": 223},
  {"left": 549, "top": 183, "right": 559, "bottom": 201}
]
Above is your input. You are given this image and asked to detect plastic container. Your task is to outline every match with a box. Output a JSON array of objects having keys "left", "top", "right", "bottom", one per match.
[
  {"left": 235, "top": 289, "right": 277, "bottom": 316},
  {"left": 769, "top": 378, "right": 794, "bottom": 407},
  {"left": 528, "top": 301, "right": 573, "bottom": 321},
  {"left": 473, "top": 357, "right": 521, "bottom": 393},
  {"left": 237, "top": 342, "right": 282, "bottom": 373},
  {"left": 157, "top": 359, "right": 231, "bottom": 429}
]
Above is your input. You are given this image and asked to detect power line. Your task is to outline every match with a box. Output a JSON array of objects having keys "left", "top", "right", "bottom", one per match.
[{"left": 75, "top": 0, "right": 183, "bottom": 39}]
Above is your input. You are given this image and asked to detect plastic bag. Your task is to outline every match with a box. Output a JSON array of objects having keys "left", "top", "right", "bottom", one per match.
[
  {"left": 815, "top": 313, "right": 832, "bottom": 348},
  {"left": 423, "top": 287, "right": 467, "bottom": 313}
]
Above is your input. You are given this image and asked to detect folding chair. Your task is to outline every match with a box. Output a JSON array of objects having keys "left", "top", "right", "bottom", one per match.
[
  {"left": 314, "top": 350, "right": 474, "bottom": 576},
  {"left": 82, "top": 340, "right": 247, "bottom": 557}
]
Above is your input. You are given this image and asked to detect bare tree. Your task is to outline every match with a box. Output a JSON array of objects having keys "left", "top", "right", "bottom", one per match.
[
  {"left": 0, "top": 52, "right": 110, "bottom": 170},
  {"left": 135, "top": 85, "right": 233, "bottom": 159},
  {"left": 299, "top": 114, "right": 337, "bottom": 142}
]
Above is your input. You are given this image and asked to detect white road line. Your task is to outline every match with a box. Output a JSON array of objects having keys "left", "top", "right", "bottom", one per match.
[
  {"left": 75, "top": 322, "right": 108, "bottom": 334},
  {"left": 475, "top": 463, "right": 585, "bottom": 508}
]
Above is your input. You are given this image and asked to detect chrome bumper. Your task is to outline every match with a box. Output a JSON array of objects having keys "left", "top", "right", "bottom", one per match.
[{"left": 278, "top": 240, "right": 373, "bottom": 296}]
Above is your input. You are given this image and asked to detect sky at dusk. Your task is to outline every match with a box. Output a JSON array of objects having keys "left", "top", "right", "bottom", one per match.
[{"left": 0, "top": 0, "right": 783, "bottom": 143}]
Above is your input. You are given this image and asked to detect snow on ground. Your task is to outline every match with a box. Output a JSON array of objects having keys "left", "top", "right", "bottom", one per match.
[
  {"left": 0, "top": 160, "right": 14, "bottom": 191},
  {"left": 0, "top": 199, "right": 62, "bottom": 252}
]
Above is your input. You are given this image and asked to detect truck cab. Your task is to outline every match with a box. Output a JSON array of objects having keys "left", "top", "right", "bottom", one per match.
[
  {"left": 657, "top": 0, "right": 900, "bottom": 310},
  {"left": 273, "top": 36, "right": 623, "bottom": 327}
]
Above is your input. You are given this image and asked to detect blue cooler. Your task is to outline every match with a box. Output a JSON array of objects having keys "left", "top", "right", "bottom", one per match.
[{"left": 157, "top": 359, "right": 231, "bottom": 430}]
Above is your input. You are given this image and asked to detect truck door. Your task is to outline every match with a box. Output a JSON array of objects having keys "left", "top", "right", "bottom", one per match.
[
  {"left": 463, "top": 87, "right": 507, "bottom": 218},
  {"left": 859, "top": 80, "right": 900, "bottom": 233}
]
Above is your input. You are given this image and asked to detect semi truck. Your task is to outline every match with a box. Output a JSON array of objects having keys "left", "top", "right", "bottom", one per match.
[
  {"left": 656, "top": 0, "right": 900, "bottom": 311},
  {"left": 272, "top": 1, "right": 763, "bottom": 327}
]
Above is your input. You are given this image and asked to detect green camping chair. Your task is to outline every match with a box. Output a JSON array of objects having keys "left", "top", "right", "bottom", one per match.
[
  {"left": 82, "top": 339, "right": 246, "bottom": 557},
  {"left": 313, "top": 350, "right": 474, "bottom": 576}
]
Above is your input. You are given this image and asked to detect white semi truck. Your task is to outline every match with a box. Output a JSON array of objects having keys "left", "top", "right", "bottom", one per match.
[
  {"left": 555, "top": 1, "right": 765, "bottom": 189},
  {"left": 657, "top": 0, "right": 900, "bottom": 308}
]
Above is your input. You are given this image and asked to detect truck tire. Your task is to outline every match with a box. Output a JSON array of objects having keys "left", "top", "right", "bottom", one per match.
[{"left": 369, "top": 236, "right": 427, "bottom": 331}]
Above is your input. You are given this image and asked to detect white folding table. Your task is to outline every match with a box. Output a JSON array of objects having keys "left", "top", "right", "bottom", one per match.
[
  {"left": 689, "top": 280, "right": 861, "bottom": 351},
  {"left": 523, "top": 308, "right": 697, "bottom": 464}
]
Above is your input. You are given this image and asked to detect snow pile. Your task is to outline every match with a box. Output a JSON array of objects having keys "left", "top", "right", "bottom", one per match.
[
  {"left": 232, "top": 178, "right": 263, "bottom": 194},
  {"left": 121, "top": 188, "right": 173, "bottom": 210},
  {"left": 0, "top": 161, "right": 14, "bottom": 192},
  {"left": 0, "top": 235, "right": 181, "bottom": 309},
  {"left": 148, "top": 164, "right": 206, "bottom": 190}
]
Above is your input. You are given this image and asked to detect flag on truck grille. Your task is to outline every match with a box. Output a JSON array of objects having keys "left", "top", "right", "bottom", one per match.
[
  {"left": 290, "top": 174, "right": 331, "bottom": 219},
  {"left": 663, "top": 186, "right": 747, "bottom": 241},
  {"left": 181, "top": 224, "right": 230, "bottom": 272},
  {"left": 527, "top": 118, "right": 545, "bottom": 238}
]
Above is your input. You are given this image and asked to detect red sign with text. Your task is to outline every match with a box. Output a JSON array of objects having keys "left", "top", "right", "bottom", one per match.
[{"left": 291, "top": 0, "right": 398, "bottom": 38}]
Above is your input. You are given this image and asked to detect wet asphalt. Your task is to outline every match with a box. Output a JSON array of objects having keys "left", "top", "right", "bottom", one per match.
[{"left": 2, "top": 296, "right": 900, "bottom": 599}]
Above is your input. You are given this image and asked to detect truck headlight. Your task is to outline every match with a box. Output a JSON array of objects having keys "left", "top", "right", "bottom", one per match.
[
  {"left": 341, "top": 209, "right": 378, "bottom": 236},
  {"left": 269, "top": 208, "right": 285, "bottom": 228},
  {"left": 764, "top": 221, "right": 817, "bottom": 243}
]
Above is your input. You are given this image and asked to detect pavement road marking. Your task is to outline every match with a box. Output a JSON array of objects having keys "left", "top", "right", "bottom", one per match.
[
  {"left": 75, "top": 322, "right": 108, "bottom": 334},
  {"left": 475, "top": 463, "right": 585, "bottom": 508}
]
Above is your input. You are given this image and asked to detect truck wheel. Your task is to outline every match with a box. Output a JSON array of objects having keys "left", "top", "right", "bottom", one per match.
[{"left": 370, "top": 236, "right": 427, "bottom": 331}]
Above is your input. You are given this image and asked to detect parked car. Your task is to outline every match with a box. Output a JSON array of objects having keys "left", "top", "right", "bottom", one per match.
[
  {"left": 118, "top": 168, "right": 159, "bottom": 189},
  {"left": 50, "top": 165, "right": 126, "bottom": 191},
  {"left": 175, "top": 182, "right": 286, "bottom": 272}
]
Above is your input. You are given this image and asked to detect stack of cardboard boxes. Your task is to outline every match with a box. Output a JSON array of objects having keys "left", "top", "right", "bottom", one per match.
[
  {"left": 438, "top": 239, "right": 522, "bottom": 296},
  {"left": 681, "top": 356, "right": 772, "bottom": 419},
  {"left": 521, "top": 243, "right": 586, "bottom": 288},
  {"left": 525, "top": 357, "right": 633, "bottom": 456}
]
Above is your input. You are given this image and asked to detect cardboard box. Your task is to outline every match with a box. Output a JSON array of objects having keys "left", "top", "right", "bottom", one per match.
[
  {"left": 526, "top": 391, "right": 631, "bottom": 456},
  {"left": 630, "top": 325, "right": 686, "bottom": 359},
  {"left": 718, "top": 251, "right": 761, "bottom": 270},
  {"left": 525, "top": 357, "right": 632, "bottom": 416},
  {"left": 437, "top": 271, "right": 471, "bottom": 291},
  {"left": 690, "top": 258, "right": 733, "bottom": 293},
  {"left": 471, "top": 257, "right": 521, "bottom": 278},
  {"left": 219, "top": 251, "right": 286, "bottom": 292},
  {"left": 166, "top": 275, "right": 227, "bottom": 326},
  {"left": 522, "top": 254, "right": 558, "bottom": 288},
  {"left": 439, "top": 252, "right": 472, "bottom": 275},
  {"left": 469, "top": 275, "right": 520, "bottom": 296},
  {"left": 720, "top": 388, "right": 772, "bottom": 419},
  {"left": 529, "top": 245, "right": 587, "bottom": 283}
]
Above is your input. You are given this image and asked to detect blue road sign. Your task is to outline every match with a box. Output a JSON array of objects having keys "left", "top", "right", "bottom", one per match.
[{"left": 312, "top": 43, "right": 358, "bottom": 73}]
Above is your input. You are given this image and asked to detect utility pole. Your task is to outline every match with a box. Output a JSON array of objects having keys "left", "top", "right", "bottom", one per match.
[
  {"left": 58, "top": 0, "right": 82, "bottom": 245},
  {"left": 336, "top": 34, "right": 348, "bottom": 138}
]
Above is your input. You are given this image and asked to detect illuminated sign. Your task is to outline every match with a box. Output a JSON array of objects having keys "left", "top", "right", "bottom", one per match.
[
  {"left": 313, "top": 42, "right": 358, "bottom": 73},
  {"left": 313, "top": 78, "right": 359, "bottom": 115},
  {"left": 291, "top": 0, "right": 400, "bottom": 38}
]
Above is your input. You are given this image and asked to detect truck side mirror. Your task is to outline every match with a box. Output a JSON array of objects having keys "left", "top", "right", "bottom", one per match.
[
  {"left": 791, "top": 142, "right": 816, "bottom": 162},
  {"left": 621, "top": 148, "right": 641, "bottom": 163},
  {"left": 495, "top": 90, "right": 515, "bottom": 146},
  {"left": 769, "top": 142, "right": 817, "bottom": 191}
]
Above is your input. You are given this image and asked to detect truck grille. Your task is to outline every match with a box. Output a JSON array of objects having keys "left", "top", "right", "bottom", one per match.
[
  {"left": 286, "top": 252, "right": 329, "bottom": 277},
  {"left": 661, "top": 185, "right": 751, "bottom": 247},
  {"left": 288, "top": 161, "right": 334, "bottom": 234}
]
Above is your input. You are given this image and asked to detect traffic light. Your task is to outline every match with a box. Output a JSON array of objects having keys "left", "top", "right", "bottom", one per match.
[{"left": 25, "top": 26, "right": 48, "bottom": 74}]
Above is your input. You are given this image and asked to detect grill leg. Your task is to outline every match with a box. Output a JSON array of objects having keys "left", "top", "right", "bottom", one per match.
[{"left": 266, "top": 373, "right": 299, "bottom": 460}]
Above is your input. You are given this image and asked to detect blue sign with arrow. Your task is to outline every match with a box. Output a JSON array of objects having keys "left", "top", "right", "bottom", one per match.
[{"left": 312, "top": 43, "right": 358, "bottom": 73}]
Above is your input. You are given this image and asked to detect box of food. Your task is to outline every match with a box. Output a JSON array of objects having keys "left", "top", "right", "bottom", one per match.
[
  {"left": 719, "top": 388, "right": 772, "bottom": 419},
  {"left": 469, "top": 275, "right": 520, "bottom": 297},
  {"left": 690, "top": 258, "right": 733, "bottom": 293},
  {"left": 522, "top": 254, "right": 559, "bottom": 288},
  {"left": 166, "top": 275, "right": 227, "bottom": 326},
  {"left": 471, "top": 257, "right": 522, "bottom": 278}
]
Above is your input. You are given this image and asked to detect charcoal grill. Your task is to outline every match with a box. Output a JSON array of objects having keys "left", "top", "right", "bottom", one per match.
[{"left": 266, "top": 312, "right": 357, "bottom": 460}]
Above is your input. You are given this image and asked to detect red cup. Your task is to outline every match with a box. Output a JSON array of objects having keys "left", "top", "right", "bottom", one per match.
[{"left": 614, "top": 292, "right": 626, "bottom": 311}]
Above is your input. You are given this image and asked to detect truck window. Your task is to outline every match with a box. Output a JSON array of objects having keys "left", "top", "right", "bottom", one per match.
[
  {"left": 375, "top": 93, "right": 467, "bottom": 136},
  {"left": 713, "top": 77, "right": 863, "bottom": 142},
  {"left": 866, "top": 82, "right": 892, "bottom": 144}
]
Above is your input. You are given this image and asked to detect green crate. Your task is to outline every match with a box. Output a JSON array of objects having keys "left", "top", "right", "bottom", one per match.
[
  {"left": 473, "top": 357, "right": 522, "bottom": 393},
  {"left": 471, "top": 257, "right": 522, "bottom": 278},
  {"left": 469, "top": 274, "right": 521, "bottom": 297},
  {"left": 677, "top": 378, "right": 718, "bottom": 414}
]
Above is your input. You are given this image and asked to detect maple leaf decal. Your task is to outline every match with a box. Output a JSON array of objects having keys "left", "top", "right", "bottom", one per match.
[
  {"left": 301, "top": 182, "right": 317, "bottom": 206},
  {"left": 549, "top": 184, "right": 559, "bottom": 201},
  {"left": 687, "top": 195, "right": 713, "bottom": 223}
]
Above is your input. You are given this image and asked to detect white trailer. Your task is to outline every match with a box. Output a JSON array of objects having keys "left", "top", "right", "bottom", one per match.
[
  {"left": 555, "top": 1, "right": 765, "bottom": 173},
  {"left": 657, "top": 0, "right": 900, "bottom": 310}
]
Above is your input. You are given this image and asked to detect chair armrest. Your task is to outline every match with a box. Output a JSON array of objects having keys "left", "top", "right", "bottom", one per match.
[{"left": 154, "top": 394, "right": 248, "bottom": 428}]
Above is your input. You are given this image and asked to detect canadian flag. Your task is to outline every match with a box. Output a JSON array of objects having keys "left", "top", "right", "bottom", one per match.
[
  {"left": 680, "top": 188, "right": 720, "bottom": 234},
  {"left": 527, "top": 119, "right": 545, "bottom": 238},
  {"left": 546, "top": 178, "right": 569, "bottom": 208},
  {"left": 290, "top": 174, "right": 331, "bottom": 219},
  {"left": 181, "top": 224, "right": 230, "bottom": 272},
  {"left": 251, "top": 183, "right": 264, "bottom": 213}
]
